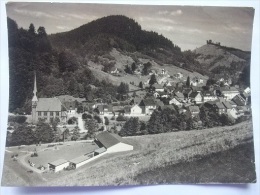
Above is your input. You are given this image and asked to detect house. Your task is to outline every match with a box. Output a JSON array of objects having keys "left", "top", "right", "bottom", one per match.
[
  {"left": 232, "top": 94, "right": 247, "bottom": 106},
  {"left": 130, "top": 104, "right": 143, "bottom": 115},
  {"left": 169, "top": 97, "right": 183, "bottom": 107},
  {"left": 202, "top": 91, "right": 218, "bottom": 102},
  {"left": 158, "top": 91, "right": 169, "bottom": 98},
  {"left": 229, "top": 101, "right": 237, "bottom": 108},
  {"left": 153, "top": 83, "right": 164, "bottom": 92},
  {"left": 110, "top": 67, "right": 119, "bottom": 74},
  {"left": 48, "top": 159, "right": 69, "bottom": 172},
  {"left": 174, "top": 92, "right": 185, "bottom": 101},
  {"left": 244, "top": 87, "right": 251, "bottom": 94},
  {"left": 165, "top": 85, "right": 175, "bottom": 94},
  {"left": 95, "top": 132, "right": 133, "bottom": 153},
  {"left": 214, "top": 102, "right": 226, "bottom": 115},
  {"left": 222, "top": 101, "right": 232, "bottom": 113},
  {"left": 183, "top": 88, "right": 193, "bottom": 99},
  {"left": 176, "top": 72, "right": 183, "bottom": 78},
  {"left": 219, "top": 87, "right": 240, "bottom": 100},
  {"left": 139, "top": 98, "right": 157, "bottom": 115},
  {"left": 130, "top": 97, "right": 142, "bottom": 105},
  {"left": 227, "top": 107, "right": 239, "bottom": 119},
  {"left": 189, "top": 92, "right": 203, "bottom": 104},
  {"left": 236, "top": 106, "right": 246, "bottom": 117},
  {"left": 188, "top": 106, "right": 200, "bottom": 117}
]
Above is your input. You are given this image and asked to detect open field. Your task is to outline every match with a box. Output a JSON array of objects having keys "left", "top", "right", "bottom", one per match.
[
  {"left": 1, "top": 121, "right": 255, "bottom": 186},
  {"left": 135, "top": 142, "right": 256, "bottom": 184}
]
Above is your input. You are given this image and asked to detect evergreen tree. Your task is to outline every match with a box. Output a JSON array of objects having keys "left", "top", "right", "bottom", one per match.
[
  {"left": 119, "top": 117, "right": 140, "bottom": 136},
  {"left": 86, "top": 119, "right": 98, "bottom": 138},
  {"left": 138, "top": 81, "right": 143, "bottom": 89},
  {"left": 131, "top": 62, "right": 137, "bottom": 72},
  {"left": 149, "top": 74, "right": 157, "bottom": 85},
  {"left": 186, "top": 76, "right": 190, "bottom": 87}
]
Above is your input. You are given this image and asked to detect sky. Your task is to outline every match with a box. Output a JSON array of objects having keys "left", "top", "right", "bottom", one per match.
[{"left": 6, "top": 2, "right": 255, "bottom": 51}]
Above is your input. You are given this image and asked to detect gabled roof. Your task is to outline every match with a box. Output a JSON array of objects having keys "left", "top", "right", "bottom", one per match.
[
  {"left": 188, "top": 106, "right": 200, "bottom": 113},
  {"left": 222, "top": 101, "right": 232, "bottom": 109},
  {"left": 95, "top": 132, "right": 130, "bottom": 148},
  {"left": 189, "top": 92, "right": 200, "bottom": 98},
  {"left": 174, "top": 92, "right": 184, "bottom": 99},
  {"left": 49, "top": 159, "right": 68, "bottom": 166},
  {"left": 215, "top": 102, "right": 225, "bottom": 109},
  {"left": 232, "top": 94, "right": 246, "bottom": 106},
  {"left": 153, "top": 83, "right": 164, "bottom": 89},
  {"left": 36, "top": 98, "right": 64, "bottom": 112},
  {"left": 140, "top": 98, "right": 156, "bottom": 106},
  {"left": 220, "top": 86, "right": 239, "bottom": 92}
]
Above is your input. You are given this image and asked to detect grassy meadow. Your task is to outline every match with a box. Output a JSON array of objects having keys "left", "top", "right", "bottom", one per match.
[{"left": 40, "top": 121, "right": 255, "bottom": 186}]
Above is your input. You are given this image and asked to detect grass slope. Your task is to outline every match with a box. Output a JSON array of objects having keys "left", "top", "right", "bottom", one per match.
[
  {"left": 135, "top": 142, "right": 256, "bottom": 184},
  {"left": 42, "top": 121, "right": 254, "bottom": 186}
]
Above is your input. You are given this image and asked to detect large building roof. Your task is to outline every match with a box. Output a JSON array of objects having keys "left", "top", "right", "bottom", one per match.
[
  {"left": 48, "top": 159, "right": 68, "bottom": 166},
  {"left": 36, "top": 98, "right": 65, "bottom": 112},
  {"left": 95, "top": 132, "right": 130, "bottom": 149}
]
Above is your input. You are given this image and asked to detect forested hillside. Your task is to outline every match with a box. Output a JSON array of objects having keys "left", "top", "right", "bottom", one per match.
[{"left": 7, "top": 18, "right": 118, "bottom": 114}]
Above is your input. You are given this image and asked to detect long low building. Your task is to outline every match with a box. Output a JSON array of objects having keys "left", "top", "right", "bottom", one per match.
[
  {"left": 95, "top": 132, "right": 133, "bottom": 153},
  {"left": 48, "top": 159, "right": 69, "bottom": 172}
]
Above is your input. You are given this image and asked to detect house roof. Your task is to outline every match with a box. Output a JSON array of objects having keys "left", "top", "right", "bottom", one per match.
[
  {"left": 95, "top": 132, "right": 130, "bottom": 148},
  {"left": 48, "top": 159, "right": 68, "bottom": 166},
  {"left": 174, "top": 92, "right": 184, "bottom": 99},
  {"left": 220, "top": 86, "right": 239, "bottom": 92},
  {"left": 140, "top": 98, "right": 156, "bottom": 106},
  {"left": 188, "top": 106, "right": 200, "bottom": 113},
  {"left": 189, "top": 92, "right": 200, "bottom": 98},
  {"left": 170, "top": 97, "right": 182, "bottom": 103},
  {"left": 232, "top": 94, "right": 246, "bottom": 106},
  {"left": 202, "top": 91, "right": 215, "bottom": 96},
  {"left": 57, "top": 95, "right": 85, "bottom": 103},
  {"left": 153, "top": 83, "right": 164, "bottom": 89},
  {"left": 222, "top": 101, "right": 232, "bottom": 109},
  {"left": 215, "top": 102, "right": 225, "bottom": 109},
  {"left": 36, "top": 98, "right": 64, "bottom": 112}
]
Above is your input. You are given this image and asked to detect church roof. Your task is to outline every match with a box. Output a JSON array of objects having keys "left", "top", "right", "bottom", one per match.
[{"left": 36, "top": 98, "right": 65, "bottom": 112}]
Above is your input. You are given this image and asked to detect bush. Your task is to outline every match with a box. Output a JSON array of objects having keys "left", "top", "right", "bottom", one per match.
[
  {"left": 116, "top": 115, "right": 127, "bottom": 121},
  {"left": 94, "top": 115, "right": 102, "bottom": 123},
  {"left": 8, "top": 115, "right": 27, "bottom": 124},
  {"left": 82, "top": 113, "right": 92, "bottom": 120},
  {"left": 68, "top": 117, "right": 78, "bottom": 125}
]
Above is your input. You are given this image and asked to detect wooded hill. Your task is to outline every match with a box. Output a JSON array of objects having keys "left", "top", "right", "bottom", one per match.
[{"left": 7, "top": 15, "right": 250, "bottom": 114}]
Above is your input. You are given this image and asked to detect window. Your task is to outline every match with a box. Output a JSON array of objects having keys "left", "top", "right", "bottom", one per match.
[
  {"left": 56, "top": 112, "right": 59, "bottom": 116},
  {"left": 50, "top": 112, "right": 53, "bottom": 116},
  {"left": 38, "top": 112, "right": 41, "bottom": 116},
  {"left": 44, "top": 112, "right": 47, "bottom": 116}
]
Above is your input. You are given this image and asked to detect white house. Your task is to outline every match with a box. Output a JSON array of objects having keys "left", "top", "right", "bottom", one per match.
[
  {"left": 95, "top": 132, "right": 133, "bottom": 153},
  {"left": 169, "top": 97, "right": 183, "bottom": 107},
  {"left": 48, "top": 159, "right": 69, "bottom": 172},
  {"left": 110, "top": 67, "right": 119, "bottom": 74},
  {"left": 130, "top": 104, "right": 143, "bottom": 115},
  {"left": 220, "top": 87, "right": 240, "bottom": 100}
]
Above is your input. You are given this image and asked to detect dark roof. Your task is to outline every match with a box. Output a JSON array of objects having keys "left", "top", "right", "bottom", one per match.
[
  {"left": 153, "top": 83, "right": 164, "bottom": 89},
  {"left": 140, "top": 98, "right": 156, "bottom": 106},
  {"left": 36, "top": 98, "right": 64, "bottom": 112},
  {"left": 222, "top": 101, "right": 232, "bottom": 109},
  {"left": 232, "top": 94, "right": 246, "bottom": 106},
  {"left": 220, "top": 86, "right": 239, "bottom": 92},
  {"left": 189, "top": 92, "right": 200, "bottom": 98},
  {"left": 215, "top": 102, "right": 225, "bottom": 109},
  {"left": 95, "top": 132, "right": 130, "bottom": 148}
]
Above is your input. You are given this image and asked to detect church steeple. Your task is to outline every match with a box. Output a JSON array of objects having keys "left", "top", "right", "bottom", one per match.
[{"left": 32, "top": 72, "right": 38, "bottom": 102}]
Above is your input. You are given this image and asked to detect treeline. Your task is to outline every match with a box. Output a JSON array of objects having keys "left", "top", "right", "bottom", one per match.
[{"left": 119, "top": 106, "right": 249, "bottom": 137}]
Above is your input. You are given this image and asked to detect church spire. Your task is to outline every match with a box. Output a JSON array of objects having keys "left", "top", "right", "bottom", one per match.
[{"left": 32, "top": 72, "right": 38, "bottom": 102}]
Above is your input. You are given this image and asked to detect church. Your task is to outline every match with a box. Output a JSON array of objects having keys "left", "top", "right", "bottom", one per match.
[{"left": 31, "top": 74, "right": 68, "bottom": 124}]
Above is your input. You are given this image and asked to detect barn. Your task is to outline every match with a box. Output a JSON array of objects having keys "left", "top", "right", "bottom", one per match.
[
  {"left": 70, "top": 153, "right": 94, "bottom": 169},
  {"left": 95, "top": 132, "right": 133, "bottom": 153},
  {"left": 48, "top": 159, "right": 69, "bottom": 172}
]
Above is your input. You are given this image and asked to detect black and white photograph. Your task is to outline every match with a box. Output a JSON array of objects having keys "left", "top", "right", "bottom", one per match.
[{"left": 0, "top": 2, "right": 257, "bottom": 187}]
